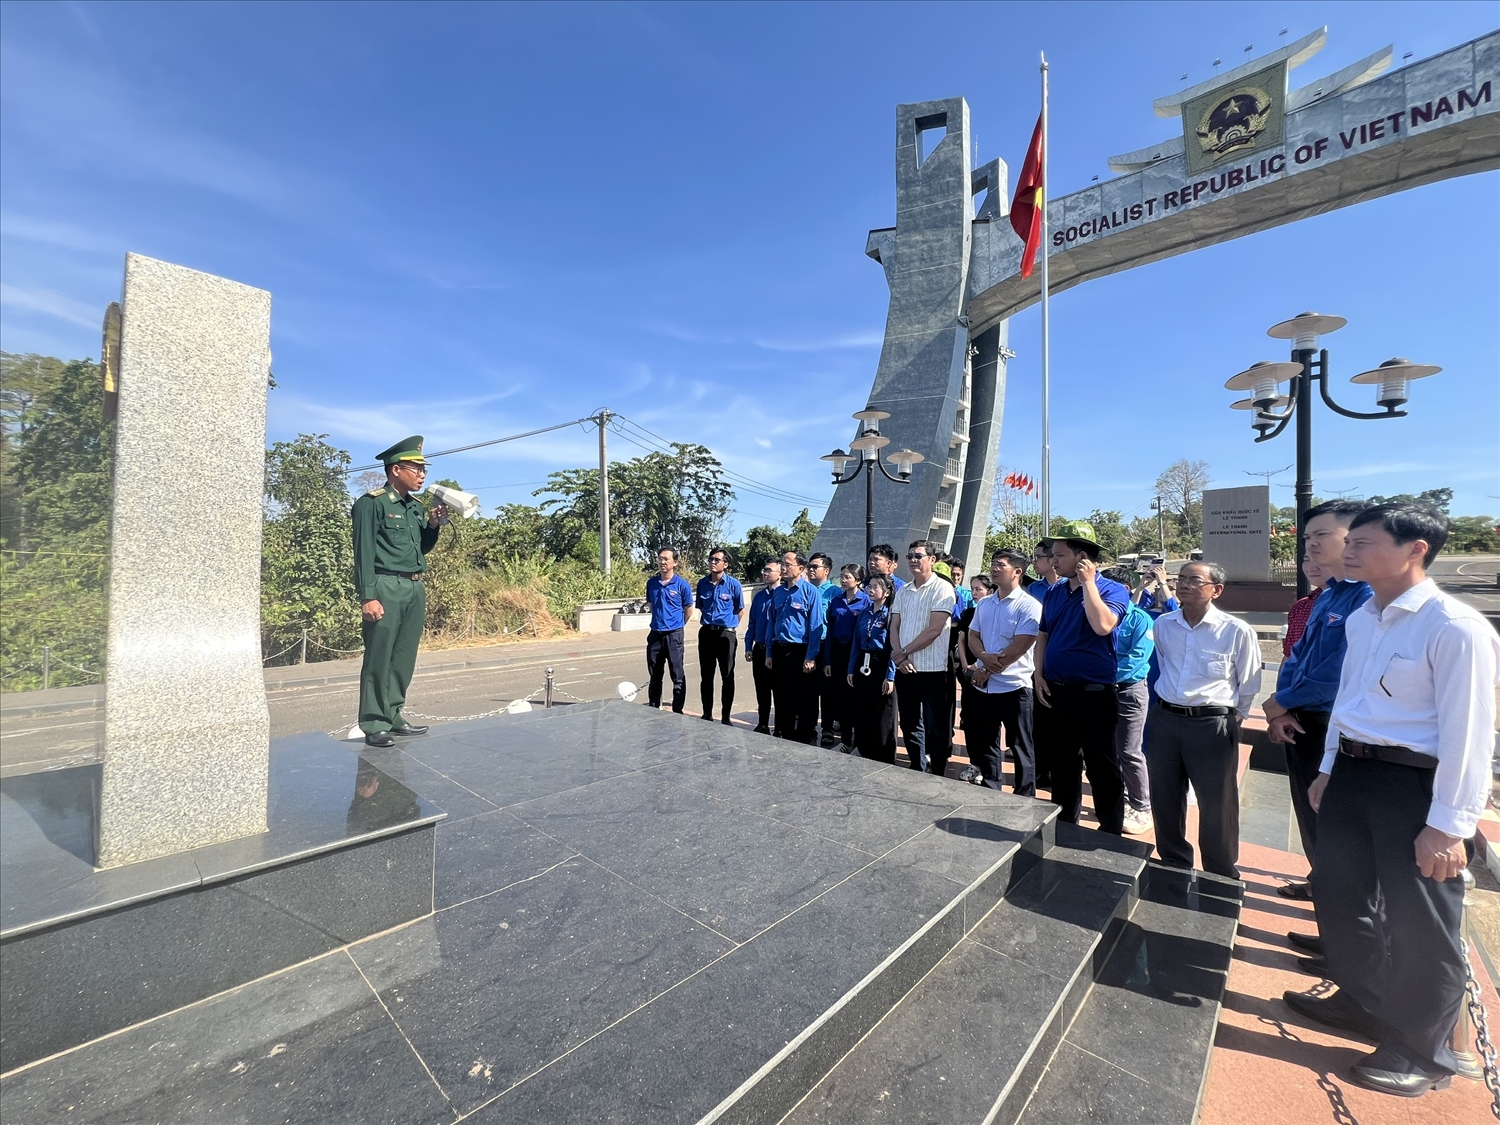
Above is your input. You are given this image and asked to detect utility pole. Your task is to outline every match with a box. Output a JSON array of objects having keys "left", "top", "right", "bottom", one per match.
[{"left": 596, "top": 409, "right": 612, "bottom": 575}]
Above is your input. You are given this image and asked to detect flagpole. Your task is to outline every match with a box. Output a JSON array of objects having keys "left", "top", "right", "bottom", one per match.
[{"left": 1039, "top": 51, "right": 1051, "bottom": 535}]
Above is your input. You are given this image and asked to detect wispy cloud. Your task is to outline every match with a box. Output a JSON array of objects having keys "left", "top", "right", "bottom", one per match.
[
  {"left": 0, "top": 282, "right": 98, "bottom": 327},
  {"left": 1, "top": 212, "right": 118, "bottom": 256},
  {"left": 752, "top": 331, "right": 884, "bottom": 352}
]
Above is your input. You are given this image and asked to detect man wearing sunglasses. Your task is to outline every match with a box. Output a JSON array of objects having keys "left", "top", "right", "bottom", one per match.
[{"left": 352, "top": 436, "right": 449, "bottom": 748}]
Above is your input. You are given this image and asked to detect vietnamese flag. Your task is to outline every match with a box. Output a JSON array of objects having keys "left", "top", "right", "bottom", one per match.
[{"left": 1010, "top": 114, "right": 1044, "bottom": 278}]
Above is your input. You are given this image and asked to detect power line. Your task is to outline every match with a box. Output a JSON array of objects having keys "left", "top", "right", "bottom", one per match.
[
  {"left": 343, "top": 415, "right": 596, "bottom": 474},
  {"left": 612, "top": 414, "right": 823, "bottom": 507}
]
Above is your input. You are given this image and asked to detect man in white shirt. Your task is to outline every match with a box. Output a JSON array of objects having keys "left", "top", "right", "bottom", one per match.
[
  {"left": 1284, "top": 504, "right": 1500, "bottom": 1098},
  {"left": 1147, "top": 560, "right": 1262, "bottom": 880},
  {"left": 891, "top": 540, "right": 957, "bottom": 777},
  {"left": 966, "top": 548, "right": 1043, "bottom": 794}
]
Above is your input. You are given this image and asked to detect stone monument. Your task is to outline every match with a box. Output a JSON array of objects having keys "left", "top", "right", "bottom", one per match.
[
  {"left": 97, "top": 254, "right": 273, "bottom": 867},
  {"left": 1202, "top": 485, "right": 1272, "bottom": 582}
]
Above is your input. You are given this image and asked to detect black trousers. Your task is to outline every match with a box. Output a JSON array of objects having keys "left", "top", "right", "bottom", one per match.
[
  {"left": 1032, "top": 695, "right": 1054, "bottom": 787},
  {"left": 751, "top": 643, "right": 774, "bottom": 730},
  {"left": 823, "top": 639, "right": 854, "bottom": 744},
  {"left": 895, "top": 670, "right": 952, "bottom": 776},
  {"left": 962, "top": 687, "right": 1035, "bottom": 795},
  {"left": 1315, "top": 755, "right": 1464, "bottom": 1075},
  {"left": 646, "top": 628, "right": 686, "bottom": 712},
  {"left": 1043, "top": 682, "right": 1125, "bottom": 834},
  {"left": 1145, "top": 705, "right": 1241, "bottom": 879},
  {"left": 849, "top": 652, "right": 897, "bottom": 763},
  {"left": 1285, "top": 708, "right": 1329, "bottom": 879},
  {"left": 771, "top": 642, "right": 814, "bottom": 742},
  {"left": 698, "top": 625, "right": 736, "bottom": 721}
]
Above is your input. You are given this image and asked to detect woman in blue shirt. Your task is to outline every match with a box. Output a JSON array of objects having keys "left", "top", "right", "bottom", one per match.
[
  {"left": 846, "top": 575, "right": 898, "bottom": 763},
  {"left": 822, "top": 565, "right": 870, "bottom": 752}
]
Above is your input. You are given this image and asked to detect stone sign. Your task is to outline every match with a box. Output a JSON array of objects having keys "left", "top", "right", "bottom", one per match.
[{"left": 1202, "top": 485, "right": 1272, "bottom": 582}]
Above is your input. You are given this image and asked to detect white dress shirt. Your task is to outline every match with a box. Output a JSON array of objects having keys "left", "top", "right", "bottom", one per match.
[
  {"left": 1151, "top": 603, "right": 1263, "bottom": 717},
  {"left": 1321, "top": 578, "right": 1500, "bottom": 838},
  {"left": 968, "top": 585, "right": 1042, "bottom": 692},
  {"left": 892, "top": 575, "right": 956, "bottom": 673}
]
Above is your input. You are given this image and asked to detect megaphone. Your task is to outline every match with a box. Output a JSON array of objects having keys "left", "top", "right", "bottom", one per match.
[{"left": 426, "top": 484, "right": 481, "bottom": 522}]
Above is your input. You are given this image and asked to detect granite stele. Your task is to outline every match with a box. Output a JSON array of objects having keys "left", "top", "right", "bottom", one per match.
[
  {"left": 813, "top": 27, "right": 1499, "bottom": 574},
  {"left": 0, "top": 255, "right": 440, "bottom": 1076}
]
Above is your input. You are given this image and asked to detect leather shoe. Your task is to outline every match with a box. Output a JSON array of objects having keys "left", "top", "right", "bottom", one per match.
[
  {"left": 721, "top": 717, "right": 733, "bottom": 726},
  {"left": 1296, "top": 955, "right": 1328, "bottom": 977},
  {"left": 1287, "top": 931, "right": 1324, "bottom": 956},
  {"left": 753, "top": 725, "right": 771, "bottom": 735},
  {"left": 1453, "top": 1050, "right": 1483, "bottom": 1082},
  {"left": 390, "top": 724, "right": 428, "bottom": 737},
  {"left": 1349, "top": 1049, "right": 1452, "bottom": 1098},
  {"left": 364, "top": 731, "right": 396, "bottom": 748},
  {"left": 1276, "top": 880, "right": 1314, "bottom": 900},
  {"left": 1283, "top": 988, "right": 1381, "bottom": 1041}
]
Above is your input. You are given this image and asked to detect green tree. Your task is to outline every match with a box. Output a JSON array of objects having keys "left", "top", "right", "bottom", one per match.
[
  {"left": 261, "top": 434, "right": 361, "bottom": 664},
  {"left": 1366, "top": 488, "right": 1454, "bottom": 513},
  {"left": 1445, "top": 515, "right": 1500, "bottom": 553},
  {"left": 731, "top": 509, "right": 819, "bottom": 580},
  {"left": 0, "top": 357, "right": 113, "bottom": 689},
  {"left": 536, "top": 443, "right": 733, "bottom": 571}
]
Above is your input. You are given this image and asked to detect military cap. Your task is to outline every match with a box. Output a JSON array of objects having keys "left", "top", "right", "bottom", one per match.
[
  {"left": 1051, "top": 519, "right": 1102, "bottom": 554},
  {"left": 376, "top": 435, "right": 427, "bottom": 467}
]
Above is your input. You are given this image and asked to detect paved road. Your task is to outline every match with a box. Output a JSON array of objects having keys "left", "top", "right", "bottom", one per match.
[{"left": 0, "top": 628, "right": 738, "bottom": 777}]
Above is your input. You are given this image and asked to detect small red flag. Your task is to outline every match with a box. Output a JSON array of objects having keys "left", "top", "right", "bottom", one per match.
[{"left": 1010, "top": 114, "right": 1044, "bottom": 279}]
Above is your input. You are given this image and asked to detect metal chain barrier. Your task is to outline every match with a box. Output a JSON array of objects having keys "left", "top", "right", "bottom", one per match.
[
  {"left": 1462, "top": 938, "right": 1500, "bottom": 1118},
  {"left": 262, "top": 639, "right": 302, "bottom": 665},
  {"left": 307, "top": 638, "right": 365, "bottom": 656},
  {"left": 51, "top": 657, "right": 101, "bottom": 679},
  {"left": 353, "top": 668, "right": 597, "bottom": 731}
]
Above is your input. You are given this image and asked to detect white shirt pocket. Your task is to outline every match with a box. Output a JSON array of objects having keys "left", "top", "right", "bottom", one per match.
[
  {"left": 1376, "top": 654, "right": 1430, "bottom": 705},
  {"left": 1199, "top": 649, "right": 1233, "bottom": 680}
]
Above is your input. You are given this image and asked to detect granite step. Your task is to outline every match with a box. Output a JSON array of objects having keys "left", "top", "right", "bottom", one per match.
[
  {"left": 778, "top": 824, "right": 1153, "bottom": 1125},
  {"left": 1013, "top": 864, "right": 1242, "bottom": 1125}
]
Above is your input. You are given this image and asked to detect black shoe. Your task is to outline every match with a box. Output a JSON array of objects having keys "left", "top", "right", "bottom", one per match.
[
  {"left": 1283, "top": 988, "right": 1381, "bottom": 1041},
  {"left": 702, "top": 713, "right": 715, "bottom": 721},
  {"left": 722, "top": 717, "right": 733, "bottom": 726},
  {"left": 390, "top": 724, "right": 428, "bottom": 737},
  {"left": 820, "top": 735, "right": 838, "bottom": 748},
  {"left": 1287, "top": 931, "right": 1324, "bottom": 956},
  {"left": 1277, "top": 880, "right": 1314, "bottom": 900},
  {"left": 753, "top": 724, "right": 770, "bottom": 734},
  {"left": 1349, "top": 1048, "right": 1452, "bottom": 1097},
  {"left": 364, "top": 731, "right": 396, "bottom": 747},
  {"left": 1296, "top": 955, "right": 1328, "bottom": 976}
]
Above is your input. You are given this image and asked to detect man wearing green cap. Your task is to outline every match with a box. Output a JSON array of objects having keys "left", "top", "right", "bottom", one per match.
[{"left": 352, "top": 436, "right": 448, "bottom": 747}]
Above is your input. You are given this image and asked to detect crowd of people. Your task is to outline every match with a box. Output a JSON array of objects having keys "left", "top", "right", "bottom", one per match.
[{"left": 636, "top": 500, "right": 1496, "bottom": 1101}]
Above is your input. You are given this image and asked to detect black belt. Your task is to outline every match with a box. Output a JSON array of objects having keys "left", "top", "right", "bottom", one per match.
[
  {"left": 1158, "top": 700, "right": 1233, "bottom": 717},
  {"left": 1048, "top": 681, "right": 1111, "bottom": 693},
  {"left": 1337, "top": 735, "right": 1437, "bottom": 770},
  {"left": 699, "top": 623, "right": 737, "bottom": 634},
  {"left": 375, "top": 568, "right": 422, "bottom": 580}
]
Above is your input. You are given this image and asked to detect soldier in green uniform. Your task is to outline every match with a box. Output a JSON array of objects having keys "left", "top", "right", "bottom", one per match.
[{"left": 352, "top": 436, "right": 448, "bottom": 747}]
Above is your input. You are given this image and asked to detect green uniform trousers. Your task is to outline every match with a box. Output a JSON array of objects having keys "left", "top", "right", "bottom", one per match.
[{"left": 359, "top": 573, "right": 426, "bottom": 734}]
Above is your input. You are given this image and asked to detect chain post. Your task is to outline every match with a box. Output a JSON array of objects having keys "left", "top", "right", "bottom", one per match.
[
  {"left": 42, "top": 645, "right": 50, "bottom": 691},
  {"left": 300, "top": 628, "right": 308, "bottom": 665},
  {"left": 545, "top": 667, "right": 554, "bottom": 709}
]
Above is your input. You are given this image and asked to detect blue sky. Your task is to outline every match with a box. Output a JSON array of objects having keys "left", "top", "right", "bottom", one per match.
[{"left": 2, "top": 1, "right": 1496, "bottom": 537}]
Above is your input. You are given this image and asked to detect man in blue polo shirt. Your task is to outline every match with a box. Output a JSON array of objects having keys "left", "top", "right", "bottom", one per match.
[
  {"left": 808, "top": 552, "right": 841, "bottom": 746},
  {"left": 697, "top": 547, "right": 745, "bottom": 725},
  {"left": 645, "top": 545, "right": 694, "bottom": 713},
  {"left": 1032, "top": 521, "right": 1130, "bottom": 834},
  {"left": 1104, "top": 569, "right": 1156, "bottom": 836},
  {"left": 768, "top": 551, "right": 823, "bottom": 742},
  {"left": 1262, "top": 499, "right": 1372, "bottom": 907},
  {"left": 744, "top": 559, "right": 781, "bottom": 733}
]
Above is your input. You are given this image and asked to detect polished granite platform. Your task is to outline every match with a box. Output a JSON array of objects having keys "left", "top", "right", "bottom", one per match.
[
  {"left": 0, "top": 702, "right": 1240, "bottom": 1124},
  {"left": 0, "top": 734, "right": 442, "bottom": 1070}
]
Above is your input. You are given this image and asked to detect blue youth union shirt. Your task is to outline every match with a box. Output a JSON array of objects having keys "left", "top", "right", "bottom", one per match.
[
  {"left": 695, "top": 574, "right": 745, "bottom": 627},
  {"left": 771, "top": 577, "right": 824, "bottom": 658},
  {"left": 1113, "top": 602, "right": 1155, "bottom": 683},
  {"left": 1040, "top": 575, "right": 1131, "bottom": 684},
  {"left": 1275, "top": 577, "right": 1373, "bottom": 711},
  {"left": 646, "top": 573, "right": 694, "bottom": 632}
]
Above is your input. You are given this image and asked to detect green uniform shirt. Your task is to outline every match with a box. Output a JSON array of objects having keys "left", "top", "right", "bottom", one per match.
[{"left": 352, "top": 485, "right": 441, "bottom": 600}]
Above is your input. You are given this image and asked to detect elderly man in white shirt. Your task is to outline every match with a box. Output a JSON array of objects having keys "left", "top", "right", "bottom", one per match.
[
  {"left": 1147, "top": 560, "right": 1262, "bottom": 881},
  {"left": 1282, "top": 504, "right": 1500, "bottom": 1099}
]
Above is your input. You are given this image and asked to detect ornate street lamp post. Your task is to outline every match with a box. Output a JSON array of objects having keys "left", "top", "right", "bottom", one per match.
[
  {"left": 1225, "top": 312, "right": 1442, "bottom": 596},
  {"left": 822, "top": 410, "right": 924, "bottom": 560}
]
